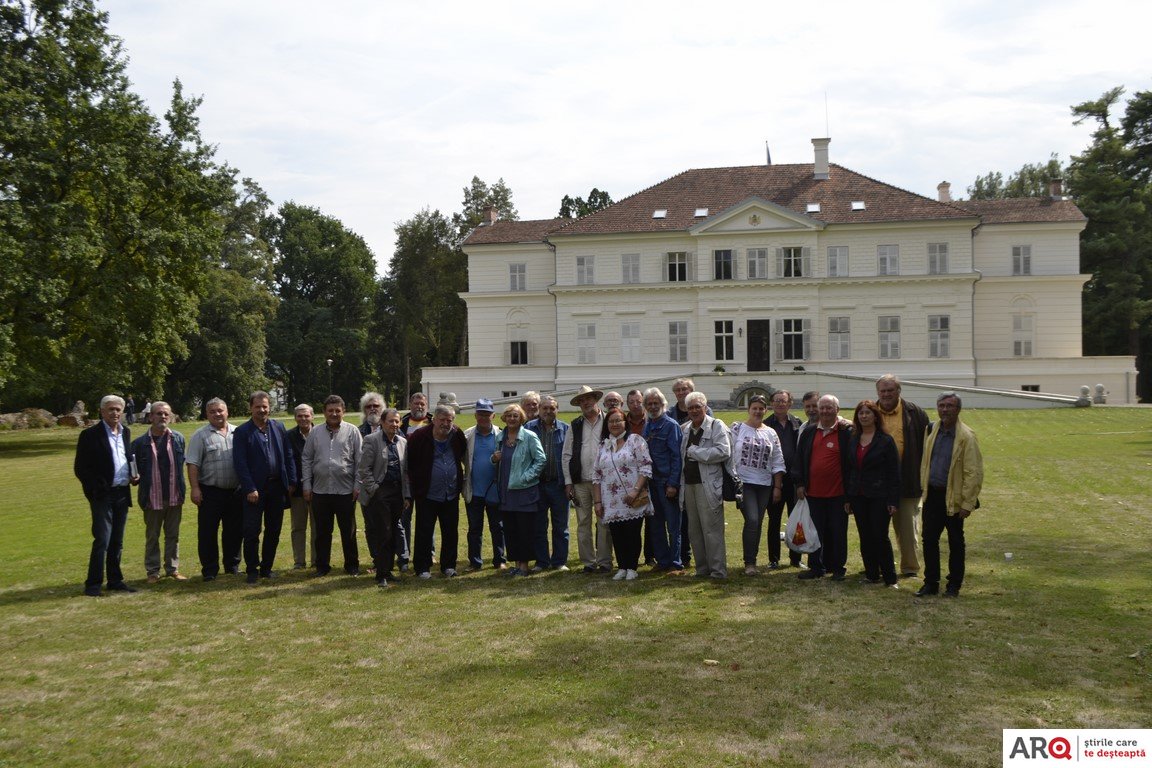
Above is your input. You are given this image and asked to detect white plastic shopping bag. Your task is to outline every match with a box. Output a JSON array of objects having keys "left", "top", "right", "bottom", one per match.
[{"left": 785, "top": 498, "right": 821, "bottom": 554}]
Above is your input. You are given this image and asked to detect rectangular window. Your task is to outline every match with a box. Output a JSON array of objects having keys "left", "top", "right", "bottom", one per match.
[
  {"left": 668, "top": 321, "right": 688, "bottom": 363},
  {"left": 877, "top": 245, "right": 900, "bottom": 276},
  {"left": 828, "top": 316, "right": 850, "bottom": 360},
  {"left": 777, "top": 318, "right": 810, "bottom": 361},
  {"left": 878, "top": 315, "right": 901, "bottom": 359},
  {"left": 509, "top": 263, "right": 526, "bottom": 291},
  {"left": 576, "top": 256, "right": 595, "bottom": 285},
  {"left": 502, "top": 391, "right": 517, "bottom": 398},
  {"left": 621, "top": 322, "right": 641, "bottom": 364},
  {"left": 621, "top": 253, "right": 640, "bottom": 284},
  {"left": 714, "top": 320, "right": 734, "bottom": 361},
  {"left": 1021, "top": 384, "right": 1040, "bottom": 392},
  {"left": 1012, "top": 245, "right": 1032, "bottom": 275},
  {"left": 577, "top": 323, "right": 596, "bottom": 364},
  {"left": 666, "top": 252, "right": 688, "bottom": 282},
  {"left": 713, "top": 249, "right": 734, "bottom": 280},
  {"left": 776, "top": 247, "right": 808, "bottom": 278},
  {"left": 928, "top": 243, "right": 949, "bottom": 275},
  {"left": 1013, "top": 315, "right": 1034, "bottom": 356},
  {"left": 928, "top": 315, "right": 950, "bottom": 358},
  {"left": 747, "top": 248, "right": 768, "bottom": 279},
  {"left": 827, "top": 246, "right": 847, "bottom": 277},
  {"left": 509, "top": 340, "right": 528, "bottom": 365}
]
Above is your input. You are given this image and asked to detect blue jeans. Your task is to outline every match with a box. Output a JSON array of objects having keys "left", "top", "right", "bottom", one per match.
[
  {"left": 86, "top": 487, "right": 131, "bottom": 589},
  {"left": 534, "top": 480, "right": 570, "bottom": 567},
  {"left": 466, "top": 497, "right": 504, "bottom": 568},
  {"left": 649, "top": 479, "right": 682, "bottom": 569}
]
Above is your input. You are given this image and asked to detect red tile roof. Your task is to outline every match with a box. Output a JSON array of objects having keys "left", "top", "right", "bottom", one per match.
[
  {"left": 952, "top": 197, "right": 1087, "bottom": 224},
  {"left": 462, "top": 164, "right": 1086, "bottom": 246}
]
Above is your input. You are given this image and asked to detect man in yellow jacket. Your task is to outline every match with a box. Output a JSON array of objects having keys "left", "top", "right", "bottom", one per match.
[{"left": 916, "top": 392, "right": 983, "bottom": 598}]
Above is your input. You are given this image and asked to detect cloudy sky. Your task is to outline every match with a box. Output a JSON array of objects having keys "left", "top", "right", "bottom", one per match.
[{"left": 100, "top": 0, "right": 1150, "bottom": 271}]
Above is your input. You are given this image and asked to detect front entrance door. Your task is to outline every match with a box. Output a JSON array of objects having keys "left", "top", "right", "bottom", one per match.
[{"left": 747, "top": 319, "right": 771, "bottom": 371}]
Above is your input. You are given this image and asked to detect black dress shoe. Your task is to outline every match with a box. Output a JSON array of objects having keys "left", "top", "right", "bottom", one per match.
[
  {"left": 943, "top": 588, "right": 960, "bottom": 598},
  {"left": 84, "top": 587, "right": 104, "bottom": 597},
  {"left": 107, "top": 582, "right": 137, "bottom": 593},
  {"left": 315, "top": 567, "right": 331, "bottom": 577},
  {"left": 260, "top": 571, "right": 277, "bottom": 579},
  {"left": 915, "top": 585, "right": 939, "bottom": 597},
  {"left": 798, "top": 570, "right": 825, "bottom": 580},
  {"left": 246, "top": 573, "right": 259, "bottom": 584},
  {"left": 203, "top": 574, "right": 217, "bottom": 582},
  {"left": 830, "top": 572, "right": 846, "bottom": 582}
]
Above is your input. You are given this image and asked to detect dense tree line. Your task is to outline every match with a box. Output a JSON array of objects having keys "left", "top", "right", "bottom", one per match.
[{"left": 968, "top": 87, "right": 1152, "bottom": 401}]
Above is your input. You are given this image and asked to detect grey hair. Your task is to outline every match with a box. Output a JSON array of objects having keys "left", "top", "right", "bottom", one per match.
[
  {"left": 520, "top": 391, "right": 540, "bottom": 405},
  {"left": 936, "top": 391, "right": 962, "bottom": 408},
  {"left": 100, "top": 395, "right": 125, "bottom": 409},
  {"left": 360, "top": 391, "right": 385, "bottom": 410},
  {"left": 294, "top": 403, "right": 313, "bottom": 415},
  {"left": 685, "top": 391, "right": 708, "bottom": 407},
  {"left": 876, "top": 373, "right": 901, "bottom": 392},
  {"left": 205, "top": 397, "right": 227, "bottom": 410},
  {"left": 539, "top": 395, "right": 558, "bottom": 407},
  {"left": 672, "top": 377, "right": 695, "bottom": 391},
  {"left": 433, "top": 404, "right": 456, "bottom": 419},
  {"left": 818, "top": 394, "right": 840, "bottom": 409},
  {"left": 150, "top": 400, "right": 171, "bottom": 413},
  {"left": 383, "top": 407, "right": 400, "bottom": 420},
  {"left": 643, "top": 387, "right": 667, "bottom": 407}
]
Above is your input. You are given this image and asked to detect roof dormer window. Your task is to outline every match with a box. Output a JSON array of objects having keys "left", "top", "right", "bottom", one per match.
[
  {"left": 806, "top": 203, "right": 821, "bottom": 213},
  {"left": 694, "top": 208, "right": 709, "bottom": 217},
  {"left": 653, "top": 209, "right": 667, "bottom": 219},
  {"left": 851, "top": 201, "right": 866, "bottom": 211}
]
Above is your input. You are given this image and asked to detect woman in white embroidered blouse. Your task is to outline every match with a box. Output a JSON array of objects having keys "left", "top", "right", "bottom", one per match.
[
  {"left": 591, "top": 407, "right": 652, "bottom": 581},
  {"left": 731, "top": 394, "right": 787, "bottom": 575}
]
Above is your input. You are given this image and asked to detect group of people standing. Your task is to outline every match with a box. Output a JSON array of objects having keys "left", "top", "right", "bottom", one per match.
[{"left": 74, "top": 375, "right": 982, "bottom": 598}]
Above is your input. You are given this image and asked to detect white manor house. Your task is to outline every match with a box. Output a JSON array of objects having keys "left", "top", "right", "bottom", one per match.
[{"left": 423, "top": 139, "right": 1137, "bottom": 406}]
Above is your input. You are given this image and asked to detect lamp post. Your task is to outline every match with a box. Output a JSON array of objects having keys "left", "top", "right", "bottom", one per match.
[{"left": 326, "top": 358, "right": 333, "bottom": 395}]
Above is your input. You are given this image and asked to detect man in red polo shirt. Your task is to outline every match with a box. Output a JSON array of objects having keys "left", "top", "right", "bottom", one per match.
[{"left": 793, "top": 394, "right": 854, "bottom": 581}]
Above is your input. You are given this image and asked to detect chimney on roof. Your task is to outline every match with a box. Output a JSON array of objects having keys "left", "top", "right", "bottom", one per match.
[
  {"left": 1049, "top": 178, "right": 1064, "bottom": 199},
  {"left": 937, "top": 181, "right": 952, "bottom": 203},
  {"left": 812, "top": 138, "right": 831, "bottom": 180},
  {"left": 482, "top": 205, "right": 499, "bottom": 226}
]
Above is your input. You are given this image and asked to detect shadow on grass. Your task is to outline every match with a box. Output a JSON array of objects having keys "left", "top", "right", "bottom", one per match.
[{"left": 0, "top": 435, "right": 78, "bottom": 459}]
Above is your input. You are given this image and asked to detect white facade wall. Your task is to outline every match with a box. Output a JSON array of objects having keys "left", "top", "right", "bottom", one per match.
[{"left": 430, "top": 204, "right": 1137, "bottom": 404}]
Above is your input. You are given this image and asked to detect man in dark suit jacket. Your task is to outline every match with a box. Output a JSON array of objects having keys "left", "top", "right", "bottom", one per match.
[
  {"left": 405, "top": 404, "right": 466, "bottom": 578},
  {"left": 74, "top": 395, "right": 138, "bottom": 596},
  {"left": 232, "top": 391, "right": 296, "bottom": 583}
]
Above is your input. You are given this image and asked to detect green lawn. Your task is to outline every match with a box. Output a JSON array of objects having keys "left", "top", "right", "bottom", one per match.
[{"left": 0, "top": 408, "right": 1149, "bottom": 767}]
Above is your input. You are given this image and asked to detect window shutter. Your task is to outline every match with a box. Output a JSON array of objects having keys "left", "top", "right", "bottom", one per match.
[
  {"left": 802, "top": 247, "right": 811, "bottom": 277},
  {"left": 505, "top": 342, "right": 512, "bottom": 366},
  {"left": 775, "top": 248, "right": 784, "bottom": 278},
  {"left": 802, "top": 319, "right": 812, "bottom": 360},
  {"left": 774, "top": 322, "right": 783, "bottom": 361}
]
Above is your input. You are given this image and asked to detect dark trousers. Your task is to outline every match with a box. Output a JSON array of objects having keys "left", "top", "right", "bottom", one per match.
[
  {"left": 85, "top": 487, "right": 131, "bottom": 589},
  {"left": 363, "top": 484, "right": 402, "bottom": 577},
  {"left": 503, "top": 507, "right": 537, "bottom": 563},
  {"left": 767, "top": 477, "right": 802, "bottom": 566},
  {"left": 466, "top": 497, "right": 505, "bottom": 567},
  {"left": 197, "top": 484, "right": 242, "bottom": 577},
  {"left": 313, "top": 493, "right": 359, "bottom": 574},
  {"left": 534, "top": 480, "right": 570, "bottom": 568},
  {"left": 396, "top": 505, "right": 412, "bottom": 567},
  {"left": 361, "top": 501, "right": 378, "bottom": 566},
  {"left": 609, "top": 517, "right": 644, "bottom": 571},
  {"left": 414, "top": 497, "right": 459, "bottom": 574},
  {"left": 922, "top": 487, "right": 966, "bottom": 593},
  {"left": 242, "top": 478, "right": 286, "bottom": 575},
  {"left": 851, "top": 495, "right": 897, "bottom": 585},
  {"left": 806, "top": 495, "right": 848, "bottom": 576},
  {"left": 642, "top": 516, "right": 654, "bottom": 564},
  {"left": 650, "top": 479, "right": 683, "bottom": 569}
]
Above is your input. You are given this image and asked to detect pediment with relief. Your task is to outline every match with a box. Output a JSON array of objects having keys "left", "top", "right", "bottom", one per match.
[{"left": 689, "top": 197, "right": 825, "bottom": 235}]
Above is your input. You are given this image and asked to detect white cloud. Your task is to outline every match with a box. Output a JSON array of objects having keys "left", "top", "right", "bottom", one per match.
[{"left": 100, "top": 0, "right": 1152, "bottom": 270}]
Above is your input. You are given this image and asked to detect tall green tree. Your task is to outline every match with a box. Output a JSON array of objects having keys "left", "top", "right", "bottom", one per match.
[
  {"left": 558, "top": 187, "right": 613, "bottom": 218},
  {"left": 451, "top": 176, "right": 518, "bottom": 244},
  {"left": 0, "top": 0, "right": 234, "bottom": 410},
  {"left": 163, "top": 179, "right": 277, "bottom": 417},
  {"left": 1069, "top": 87, "right": 1152, "bottom": 400},
  {"left": 967, "top": 155, "right": 1066, "bottom": 200},
  {"left": 264, "top": 202, "right": 377, "bottom": 407},
  {"left": 383, "top": 209, "right": 464, "bottom": 396}
]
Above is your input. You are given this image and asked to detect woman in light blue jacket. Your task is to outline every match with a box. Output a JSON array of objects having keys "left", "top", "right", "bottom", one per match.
[{"left": 493, "top": 404, "right": 546, "bottom": 576}]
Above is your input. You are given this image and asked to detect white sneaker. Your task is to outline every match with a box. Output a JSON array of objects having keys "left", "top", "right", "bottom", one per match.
[
  {"left": 557, "top": 565, "right": 570, "bottom": 572},
  {"left": 443, "top": 568, "right": 458, "bottom": 577},
  {"left": 625, "top": 569, "right": 639, "bottom": 581},
  {"left": 418, "top": 571, "right": 431, "bottom": 579},
  {"left": 612, "top": 569, "right": 627, "bottom": 581}
]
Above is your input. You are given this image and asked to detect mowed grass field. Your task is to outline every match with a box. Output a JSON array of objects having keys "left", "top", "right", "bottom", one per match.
[{"left": 0, "top": 407, "right": 1149, "bottom": 767}]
